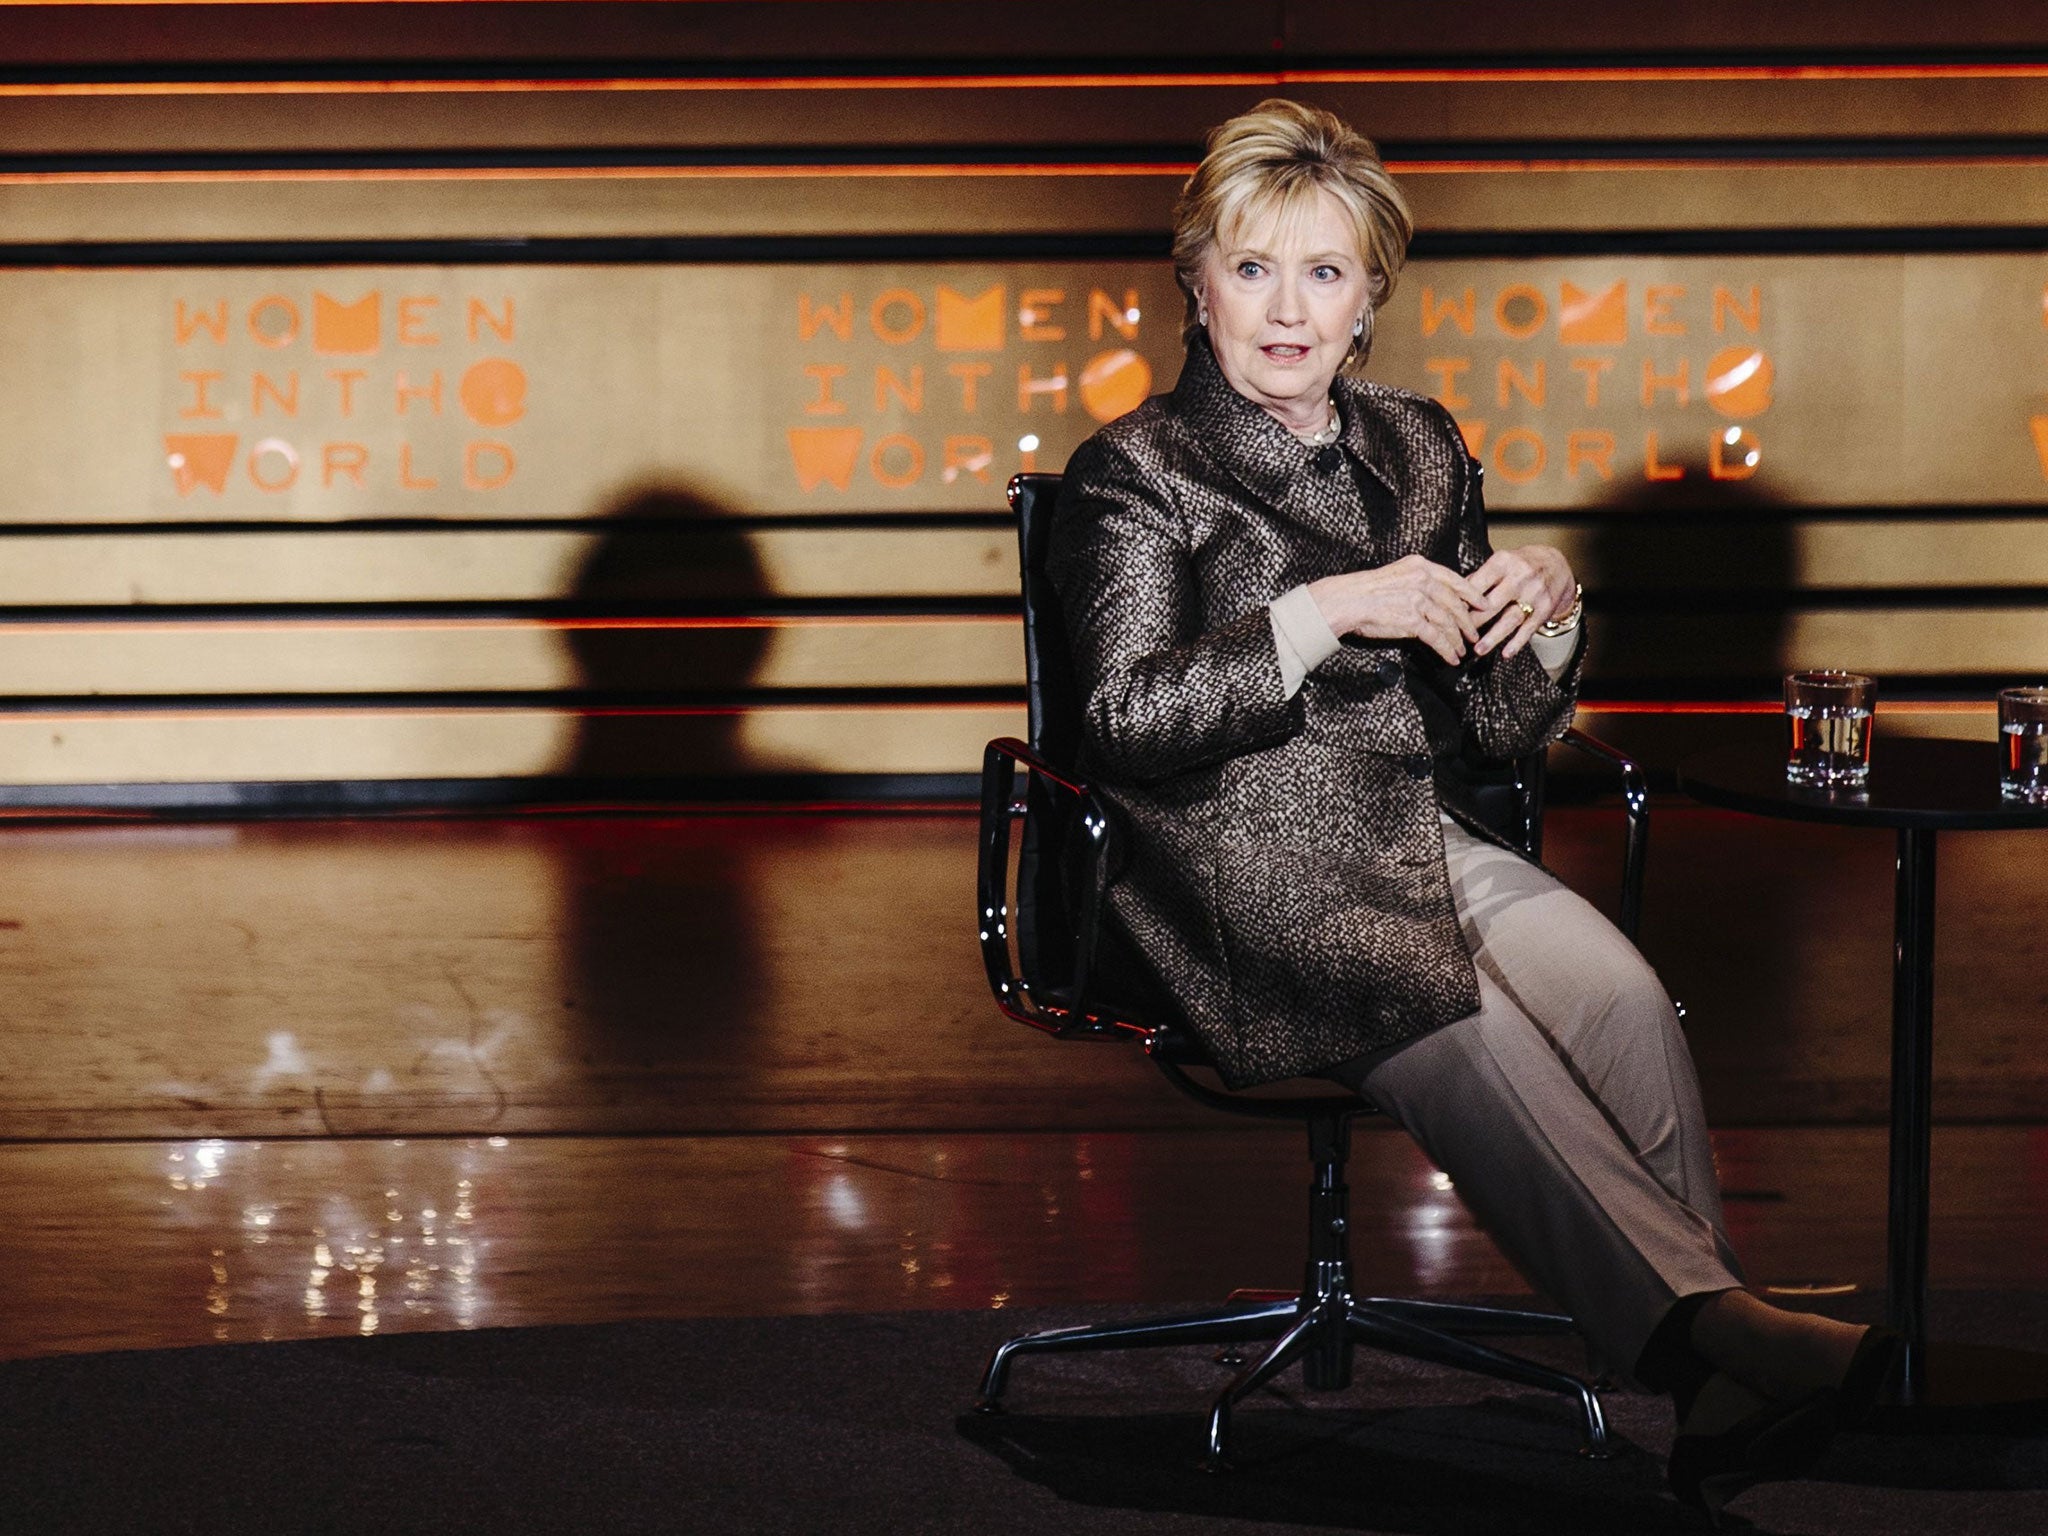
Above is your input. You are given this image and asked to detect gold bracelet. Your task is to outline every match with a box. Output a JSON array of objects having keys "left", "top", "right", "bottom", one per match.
[{"left": 1536, "top": 583, "right": 1584, "bottom": 637}]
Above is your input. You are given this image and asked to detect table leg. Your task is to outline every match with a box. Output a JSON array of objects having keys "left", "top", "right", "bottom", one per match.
[{"left": 1888, "top": 826, "right": 1937, "bottom": 1405}]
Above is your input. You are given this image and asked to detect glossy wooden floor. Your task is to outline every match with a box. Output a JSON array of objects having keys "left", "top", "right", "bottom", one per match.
[
  {"left": 13, "top": 1124, "right": 2048, "bottom": 1360},
  {"left": 3, "top": 804, "right": 2046, "bottom": 1361}
]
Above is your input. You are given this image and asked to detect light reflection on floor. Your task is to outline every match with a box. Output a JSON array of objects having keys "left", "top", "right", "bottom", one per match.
[
  {"left": 12, "top": 1122, "right": 2047, "bottom": 1362},
  {"left": 141, "top": 1135, "right": 507, "bottom": 1348}
]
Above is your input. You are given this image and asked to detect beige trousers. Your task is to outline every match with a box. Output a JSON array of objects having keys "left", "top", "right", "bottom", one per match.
[{"left": 1330, "top": 819, "right": 1745, "bottom": 1379}]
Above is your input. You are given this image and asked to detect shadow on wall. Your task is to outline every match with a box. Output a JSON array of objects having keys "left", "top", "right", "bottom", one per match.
[
  {"left": 551, "top": 483, "right": 810, "bottom": 1091},
  {"left": 1575, "top": 460, "right": 1798, "bottom": 701},
  {"left": 563, "top": 482, "right": 790, "bottom": 783}
]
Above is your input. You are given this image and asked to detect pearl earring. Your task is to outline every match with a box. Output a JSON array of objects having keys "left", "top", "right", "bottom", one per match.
[
  {"left": 1353, "top": 315, "right": 1365, "bottom": 337},
  {"left": 1199, "top": 306, "right": 1210, "bottom": 326}
]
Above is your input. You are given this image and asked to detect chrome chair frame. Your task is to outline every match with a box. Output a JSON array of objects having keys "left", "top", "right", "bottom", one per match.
[{"left": 973, "top": 472, "right": 1651, "bottom": 1470}]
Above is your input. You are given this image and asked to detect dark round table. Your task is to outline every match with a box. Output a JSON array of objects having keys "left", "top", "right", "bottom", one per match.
[{"left": 1682, "top": 729, "right": 2048, "bottom": 1405}]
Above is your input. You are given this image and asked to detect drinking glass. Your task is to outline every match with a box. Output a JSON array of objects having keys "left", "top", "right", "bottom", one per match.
[
  {"left": 2000, "top": 686, "right": 2048, "bottom": 803},
  {"left": 1783, "top": 670, "right": 1875, "bottom": 787}
]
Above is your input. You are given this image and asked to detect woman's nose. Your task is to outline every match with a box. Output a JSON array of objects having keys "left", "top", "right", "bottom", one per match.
[{"left": 1267, "top": 278, "right": 1306, "bottom": 324}]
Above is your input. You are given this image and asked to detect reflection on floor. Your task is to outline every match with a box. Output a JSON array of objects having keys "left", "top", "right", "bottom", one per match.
[
  {"left": 0, "top": 804, "right": 2043, "bottom": 1361},
  {"left": 10, "top": 1125, "right": 2048, "bottom": 1361}
]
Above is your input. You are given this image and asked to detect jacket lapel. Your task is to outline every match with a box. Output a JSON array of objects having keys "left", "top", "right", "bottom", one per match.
[
  {"left": 1171, "top": 341, "right": 1405, "bottom": 544},
  {"left": 1170, "top": 339, "right": 1302, "bottom": 509},
  {"left": 1336, "top": 378, "right": 1402, "bottom": 502}
]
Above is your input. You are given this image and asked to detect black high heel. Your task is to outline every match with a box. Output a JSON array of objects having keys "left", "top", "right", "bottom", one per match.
[
  {"left": 1837, "top": 1326, "right": 1905, "bottom": 1428},
  {"left": 1667, "top": 1389, "right": 1842, "bottom": 1525}
]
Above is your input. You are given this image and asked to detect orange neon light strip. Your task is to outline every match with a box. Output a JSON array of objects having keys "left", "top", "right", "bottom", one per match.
[
  {"left": 2, "top": 0, "right": 804, "bottom": 5},
  {"left": 13, "top": 153, "right": 2048, "bottom": 187},
  {"left": 1395, "top": 154, "right": 2048, "bottom": 175},
  {"left": 0, "top": 162, "right": 1189, "bottom": 186},
  {"left": 0, "top": 699, "right": 2000, "bottom": 719},
  {"left": 11, "top": 61, "right": 2048, "bottom": 97},
  {"left": 0, "top": 699, "right": 1020, "bottom": 720},
  {"left": 0, "top": 613, "right": 1006, "bottom": 634}
]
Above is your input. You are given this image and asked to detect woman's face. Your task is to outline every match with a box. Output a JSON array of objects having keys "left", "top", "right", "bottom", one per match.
[{"left": 1196, "top": 188, "right": 1374, "bottom": 429}]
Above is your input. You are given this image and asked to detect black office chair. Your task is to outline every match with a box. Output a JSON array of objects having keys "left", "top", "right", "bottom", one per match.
[{"left": 973, "top": 472, "right": 1654, "bottom": 1469}]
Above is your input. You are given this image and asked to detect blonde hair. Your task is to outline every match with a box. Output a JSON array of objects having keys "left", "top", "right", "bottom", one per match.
[{"left": 1171, "top": 99, "right": 1413, "bottom": 372}]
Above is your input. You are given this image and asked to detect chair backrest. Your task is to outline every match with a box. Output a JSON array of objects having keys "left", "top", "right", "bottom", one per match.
[
  {"left": 1010, "top": 472, "right": 1080, "bottom": 766},
  {"left": 1007, "top": 473, "right": 1087, "bottom": 994}
]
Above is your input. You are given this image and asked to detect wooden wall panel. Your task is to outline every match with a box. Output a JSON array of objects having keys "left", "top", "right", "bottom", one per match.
[
  {"left": 0, "top": 527, "right": 1020, "bottom": 605},
  {"left": 3, "top": 4, "right": 2048, "bottom": 800},
  {"left": 0, "top": 262, "right": 1187, "bottom": 522},
  {"left": 0, "top": 615, "right": 1024, "bottom": 694},
  {"left": 0, "top": 170, "right": 1193, "bottom": 244},
  {"left": 12, "top": 695, "right": 2007, "bottom": 793},
  {"left": 0, "top": 702, "right": 1023, "bottom": 785},
  {"left": 1402, "top": 163, "right": 2048, "bottom": 234},
  {"left": 4, "top": 608, "right": 2040, "bottom": 700},
  {"left": 7, "top": 254, "right": 2048, "bottom": 524},
  {"left": 0, "top": 517, "right": 2035, "bottom": 612},
  {"left": 15, "top": 162, "right": 2048, "bottom": 246},
  {"left": 1300, "top": 1, "right": 2048, "bottom": 54},
  {"left": 1585, "top": 610, "right": 2048, "bottom": 682},
  {"left": 1499, "top": 519, "right": 2048, "bottom": 593},
  {"left": 0, "top": 84, "right": 1255, "bottom": 156},
  {"left": 0, "top": 1, "right": 1280, "bottom": 66},
  {"left": 22, "top": 75, "right": 2048, "bottom": 159},
  {"left": 4, "top": 1, "right": 2044, "bottom": 68}
]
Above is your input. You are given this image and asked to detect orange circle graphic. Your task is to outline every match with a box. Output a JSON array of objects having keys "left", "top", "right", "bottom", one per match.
[
  {"left": 869, "top": 433, "right": 925, "bottom": 489},
  {"left": 1705, "top": 347, "right": 1773, "bottom": 419},
  {"left": 460, "top": 358, "right": 528, "bottom": 427},
  {"left": 1079, "top": 349, "right": 1153, "bottom": 423}
]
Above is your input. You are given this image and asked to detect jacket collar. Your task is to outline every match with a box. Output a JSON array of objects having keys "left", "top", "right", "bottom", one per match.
[{"left": 1170, "top": 337, "right": 1399, "bottom": 503}]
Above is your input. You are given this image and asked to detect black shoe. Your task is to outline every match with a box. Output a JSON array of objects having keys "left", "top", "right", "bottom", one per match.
[
  {"left": 1668, "top": 1389, "right": 1842, "bottom": 1525},
  {"left": 1837, "top": 1326, "right": 1905, "bottom": 1429}
]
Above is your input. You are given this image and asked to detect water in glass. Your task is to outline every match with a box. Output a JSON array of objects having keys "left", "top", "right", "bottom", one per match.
[
  {"left": 2000, "top": 687, "right": 2048, "bottom": 803},
  {"left": 2004, "top": 721, "right": 2048, "bottom": 802},
  {"left": 1786, "top": 705, "right": 1873, "bottom": 787}
]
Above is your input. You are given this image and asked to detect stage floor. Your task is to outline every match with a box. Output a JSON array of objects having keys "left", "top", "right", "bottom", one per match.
[
  {"left": 2, "top": 803, "right": 2044, "bottom": 1359},
  {"left": 9, "top": 1122, "right": 2048, "bottom": 1360}
]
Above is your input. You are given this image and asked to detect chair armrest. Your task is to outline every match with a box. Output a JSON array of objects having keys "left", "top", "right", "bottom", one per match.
[
  {"left": 977, "top": 738, "right": 1125, "bottom": 1037},
  {"left": 1556, "top": 726, "right": 1650, "bottom": 943},
  {"left": 982, "top": 736, "right": 1089, "bottom": 801}
]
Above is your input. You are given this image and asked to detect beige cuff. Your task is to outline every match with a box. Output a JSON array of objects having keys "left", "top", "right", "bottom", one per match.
[
  {"left": 1268, "top": 584, "right": 1344, "bottom": 699},
  {"left": 1529, "top": 626, "right": 1580, "bottom": 683}
]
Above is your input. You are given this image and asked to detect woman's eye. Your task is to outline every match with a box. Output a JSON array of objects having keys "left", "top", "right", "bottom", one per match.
[
  {"left": 1235, "top": 261, "right": 1264, "bottom": 279},
  {"left": 1312, "top": 265, "right": 1342, "bottom": 281}
]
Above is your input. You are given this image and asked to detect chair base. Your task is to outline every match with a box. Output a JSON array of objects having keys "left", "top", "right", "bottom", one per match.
[{"left": 975, "top": 1287, "right": 1612, "bottom": 1470}]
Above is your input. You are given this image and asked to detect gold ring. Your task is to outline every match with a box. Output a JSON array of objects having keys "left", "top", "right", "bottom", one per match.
[{"left": 1516, "top": 600, "right": 1535, "bottom": 618}]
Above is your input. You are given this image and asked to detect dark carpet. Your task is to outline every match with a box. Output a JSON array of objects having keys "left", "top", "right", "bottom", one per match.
[{"left": 4, "top": 1296, "right": 2048, "bottom": 1535}]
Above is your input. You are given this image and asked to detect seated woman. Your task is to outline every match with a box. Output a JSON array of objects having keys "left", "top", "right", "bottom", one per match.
[{"left": 1046, "top": 97, "right": 1899, "bottom": 1517}]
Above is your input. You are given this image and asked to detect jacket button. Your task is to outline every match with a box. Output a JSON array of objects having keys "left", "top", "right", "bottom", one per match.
[
  {"left": 1376, "top": 659, "right": 1402, "bottom": 685},
  {"left": 1405, "top": 754, "right": 1432, "bottom": 779}
]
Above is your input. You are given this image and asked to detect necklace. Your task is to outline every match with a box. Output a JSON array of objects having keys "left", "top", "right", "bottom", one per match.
[{"left": 1292, "top": 396, "right": 1341, "bottom": 449}]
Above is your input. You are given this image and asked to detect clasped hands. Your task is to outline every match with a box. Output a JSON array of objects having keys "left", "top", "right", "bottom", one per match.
[{"left": 1305, "top": 546, "right": 1578, "bottom": 667}]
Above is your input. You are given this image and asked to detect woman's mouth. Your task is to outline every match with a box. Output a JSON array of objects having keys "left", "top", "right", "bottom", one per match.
[{"left": 1261, "top": 345, "right": 1310, "bottom": 362}]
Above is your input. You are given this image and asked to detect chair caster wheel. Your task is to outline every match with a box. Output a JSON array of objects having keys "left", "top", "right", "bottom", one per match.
[{"left": 973, "top": 1397, "right": 1006, "bottom": 1415}]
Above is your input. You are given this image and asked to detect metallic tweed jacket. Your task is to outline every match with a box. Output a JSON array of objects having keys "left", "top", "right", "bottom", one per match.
[{"left": 1048, "top": 341, "right": 1584, "bottom": 1088}]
